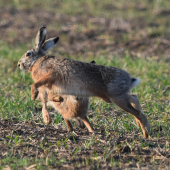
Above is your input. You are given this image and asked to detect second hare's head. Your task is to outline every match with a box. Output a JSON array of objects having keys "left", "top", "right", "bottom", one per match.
[{"left": 18, "top": 26, "right": 59, "bottom": 71}]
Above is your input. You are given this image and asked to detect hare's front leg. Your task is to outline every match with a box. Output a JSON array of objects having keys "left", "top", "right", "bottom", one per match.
[
  {"left": 31, "top": 74, "right": 54, "bottom": 100},
  {"left": 31, "top": 84, "right": 39, "bottom": 100},
  {"left": 39, "top": 89, "right": 51, "bottom": 125},
  {"left": 42, "top": 103, "right": 51, "bottom": 125}
]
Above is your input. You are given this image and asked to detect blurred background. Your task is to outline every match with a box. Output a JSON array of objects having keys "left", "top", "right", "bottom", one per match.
[{"left": 1, "top": 0, "right": 170, "bottom": 60}]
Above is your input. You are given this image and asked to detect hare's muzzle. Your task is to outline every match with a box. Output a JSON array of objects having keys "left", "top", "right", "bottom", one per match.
[{"left": 17, "top": 61, "right": 21, "bottom": 67}]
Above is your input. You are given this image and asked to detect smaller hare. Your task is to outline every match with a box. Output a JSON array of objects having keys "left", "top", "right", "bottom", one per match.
[
  {"left": 36, "top": 60, "right": 96, "bottom": 132},
  {"left": 37, "top": 91, "right": 93, "bottom": 132},
  {"left": 18, "top": 27, "right": 151, "bottom": 138}
]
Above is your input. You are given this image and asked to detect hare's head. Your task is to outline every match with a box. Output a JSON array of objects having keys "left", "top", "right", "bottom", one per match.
[{"left": 18, "top": 26, "right": 59, "bottom": 71}]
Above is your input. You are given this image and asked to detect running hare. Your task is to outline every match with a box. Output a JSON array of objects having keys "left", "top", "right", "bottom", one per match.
[{"left": 18, "top": 26, "right": 151, "bottom": 138}]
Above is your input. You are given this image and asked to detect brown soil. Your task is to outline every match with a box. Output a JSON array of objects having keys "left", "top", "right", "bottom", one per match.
[
  {"left": 0, "top": 118, "right": 170, "bottom": 169},
  {"left": 1, "top": 7, "right": 170, "bottom": 59}
]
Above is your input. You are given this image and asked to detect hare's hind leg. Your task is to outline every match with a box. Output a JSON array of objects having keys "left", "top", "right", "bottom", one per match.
[
  {"left": 135, "top": 117, "right": 141, "bottom": 127},
  {"left": 64, "top": 118, "right": 73, "bottom": 131},
  {"left": 80, "top": 116, "right": 94, "bottom": 132},
  {"left": 110, "top": 94, "right": 151, "bottom": 138},
  {"left": 39, "top": 89, "right": 51, "bottom": 125},
  {"left": 129, "top": 95, "right": 151, "bottom": 132},
  {"left": 75, "top": 118, "right": 85, "bottom": 129}
]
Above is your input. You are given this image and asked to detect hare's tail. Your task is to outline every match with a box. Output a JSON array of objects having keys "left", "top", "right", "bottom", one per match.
[{"left": 130, "top": 78, "right": 140, "bottom": 89}]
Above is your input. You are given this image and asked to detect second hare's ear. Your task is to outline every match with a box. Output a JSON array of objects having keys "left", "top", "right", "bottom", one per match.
[
  {"left": 42, "top": 37, "right": 59, "bottom": 51},
  {"left": 34, "top": 26, "right": 47, "bottom": 52}
]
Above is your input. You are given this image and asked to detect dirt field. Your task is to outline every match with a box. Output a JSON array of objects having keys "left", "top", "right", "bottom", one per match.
[
  {"left": 1, "top": 4, "right": 170, "bottom": 59},
  {"left": 1, "top": 116, "right": 170, "bottom": 170}
]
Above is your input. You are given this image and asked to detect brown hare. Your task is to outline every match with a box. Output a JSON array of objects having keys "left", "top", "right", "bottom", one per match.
[{"left": 18, "top": 26, "right": 151, "bottom": 138}]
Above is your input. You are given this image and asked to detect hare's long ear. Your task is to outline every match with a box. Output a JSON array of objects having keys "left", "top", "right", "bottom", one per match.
[
  {"left": 34, "top": 26, "right": 47, "bottom": 52},
  {"left": 42, "top": 37, "right": 59, "bottom": 51}
]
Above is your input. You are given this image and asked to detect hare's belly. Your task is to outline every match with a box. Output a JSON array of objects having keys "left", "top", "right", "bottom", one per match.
[
  {"left": 51, "top": 82, "right": 95, "bottom": 97},
  {"left": 51, "top": 84, "right": 93, "bottom": 97}
]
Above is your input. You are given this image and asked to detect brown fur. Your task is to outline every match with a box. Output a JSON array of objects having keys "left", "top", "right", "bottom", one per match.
[
  {"left": 18, "top": 27, "right": 152, "bottom": 138},
  {"left": 37, "top": 89, "right": 94, "bottom": 132}
]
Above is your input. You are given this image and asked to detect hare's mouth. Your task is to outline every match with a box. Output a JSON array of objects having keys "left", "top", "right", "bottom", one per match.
[{"left": 19, "top": 63, "right": 29, "bottom": 72}]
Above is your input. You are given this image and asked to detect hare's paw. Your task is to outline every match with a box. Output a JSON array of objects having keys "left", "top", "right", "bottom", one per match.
[
  {"left": 43, "top": 114, "right": 51, "bottom": 125},
  {"left": 52, "top": 94, "right": 64, "bottom": 102},
  {"left": 31, "top": 85, "right": 39, "bottom": 100},
  {"left": 48, "top": 92, "right": 64, "bottom": 102}
]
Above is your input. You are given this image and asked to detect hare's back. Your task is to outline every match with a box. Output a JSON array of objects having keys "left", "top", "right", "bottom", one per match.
[
  {"left": 63, "top": 58, "right": 131, "bottom": 86},
  {"left": 39, "top": 56, "right": 131, "bottom": 89},
  {"left": 38, "top": 56, "right": 105, "bottom": 88}
]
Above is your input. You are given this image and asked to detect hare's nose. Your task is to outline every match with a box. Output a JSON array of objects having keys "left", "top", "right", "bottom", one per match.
[{"left": 17, "top": 62, "right": 20, "bottom": 67}]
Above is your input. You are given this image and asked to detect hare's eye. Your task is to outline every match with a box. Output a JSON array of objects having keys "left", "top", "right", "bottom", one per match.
[{"left": 26, "top": 52, "right": 31, "bottom": 57}]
